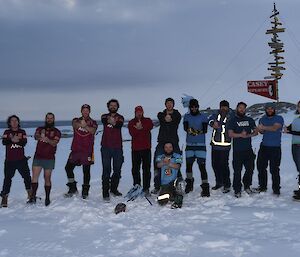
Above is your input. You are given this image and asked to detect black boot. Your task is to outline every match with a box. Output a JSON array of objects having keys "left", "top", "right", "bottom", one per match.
[
  {"left": 212, "top": 184, "right": 223, "bottom": 190},
  {"left": 64, "top": 181, "right": 78, "bottom": 198},
  {"left": 45, "top": 185, "right": 51, "bottom": 206},
  {"left": 82, "top": 184, "right": 90, "bottom": 199},
  {"left": 102, "top": 178, "right": 110, "bottom": 201},
  {"left": 201, "top": 183, "right": 210, "bottom": 197},
  {"left": 1, "top": 194, "right": 8, "bottom": 208},
  {"left": 27, "top": 189, "right": 32, "bottom": 200},
  {"left": 293, "top": 190, "right": 300, "bottom": 201},
  {"left": 171, "top": 195, "right": 183, "bottom": 209},
  {"left": 111, "top": 176, "right": 122, "bottom": 196},
  {"left": 185, "top": 178, "right": 194, "bottom": 194},
  {"left": 293, "top": 183, "right": 300, "bottom": 195},
  {"left": 28, "top": 182, "right": 38, "bottom": 204},
  {"left": 111, "top": 189, "right": 122, "bottom": 197}
]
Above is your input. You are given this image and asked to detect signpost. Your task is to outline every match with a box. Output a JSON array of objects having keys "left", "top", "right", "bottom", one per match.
[{"left": 248, "top": 3, "right": 285, "bottom": 102}]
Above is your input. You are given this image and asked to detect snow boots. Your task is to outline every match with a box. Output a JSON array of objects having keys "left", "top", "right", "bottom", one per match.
[
  {"left": 1, "top": 194, "right": 8, "bottom": 208},
  {"left": 64, "top": 181, "right": 78, "bottom": 197},
  {"left": 293, "top": 185, "right": 300, "bottom": 201},
  {"left": 27, "top": 189, "right": 32, "bottom": 200},
  {"left": 201, "top": 183, "right": 210, "bottom": 197},
  {"left": 110, "top": 176, "right": 122, "bottom": 197},
  {"left": 27, "top": 182, "right": 38, "bottom": 204},
  {"left": 185, "top": 178, "right": 194, "bottom": 194},
  {"left": 171, "top": 195, "right": 183, "bottom": 209},
  {"left": 45, "top": 185, "right": 51, "bottom": 206},
  {"left": 82, "top": 184, "right": 90, "bottom": 199},
  {"left": 102, "top": 178, "right": 110, "bottom": 201}
]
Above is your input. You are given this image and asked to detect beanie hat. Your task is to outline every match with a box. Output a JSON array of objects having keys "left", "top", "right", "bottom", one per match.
[
  {"left": 135, "top": 106, "right": 144, "bottom": 113},
  {"left": 265, "top": 102, "right": 276, "bottom": 110},
  {"left": 189, "top": 99, "right": 199, "bottom": 108},
  {"left": 220, "top": 100, "right": 229, "bottom": 108}
]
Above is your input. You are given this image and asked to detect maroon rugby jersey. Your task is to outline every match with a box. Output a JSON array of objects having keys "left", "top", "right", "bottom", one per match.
[
  {"left": 101, "top": 113, "right": 124, "bottom": 149},
  {"left": 71, "top": 117, "right": 98, "bottom": 153},
  {"left": 2, "top": 129, "right": 27, "bottom": 161},
  {"left": 128, "top": 117, "right": 153, "bottom": 151},
  {"left": 34, "top": 127, "right": 61, "bottom": 160}
]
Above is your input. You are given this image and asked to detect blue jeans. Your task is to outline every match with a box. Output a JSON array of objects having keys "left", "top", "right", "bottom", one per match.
[{"left": 101, "top": 147, "right": 124, "bottom": 192}]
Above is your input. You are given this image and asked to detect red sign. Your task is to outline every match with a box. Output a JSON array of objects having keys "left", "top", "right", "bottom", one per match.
[{"left": 247, "top": 80, "right": 278, "bottom": 100}]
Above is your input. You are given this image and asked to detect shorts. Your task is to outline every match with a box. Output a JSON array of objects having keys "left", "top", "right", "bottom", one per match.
[
  {"left": 185, "top": 145, "right": 206, "bottom": 159},
  {"left": 68, "top": 151, "right": 94, "bottom": 166},
  {"left": 32, "top": 158, "right": 55, "bottom": 170}
]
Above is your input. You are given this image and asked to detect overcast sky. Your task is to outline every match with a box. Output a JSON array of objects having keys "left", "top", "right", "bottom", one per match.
[{"left": 0, "top": 0, "right": 299, "bottom": 120}]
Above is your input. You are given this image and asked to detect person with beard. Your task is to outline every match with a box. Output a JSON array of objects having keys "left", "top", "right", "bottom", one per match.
[
  {"left": 208, "top": 100, "right": 232, "bottom": 193},
  {"left": 227, "top": 102, "right": 258, "bottom": 198},
  {"left": 156, "top": 142, "right": 184, "bottom": 208},
  {"left": 284, "top": 101, "right": 300, "bottom": 199},
  {"left": 64, "top": 104, "right": 98, "bottom": 199},
  {"left": 152, "top": 97, "right": 181, "bottom": 194},
  {"left": 183, "top": 99, "right": 210, "bottom": 197},
  {"left": 28, "top": 113, "right": 61, "bottom": 206},
  {"left": 128, "top": 106, "right": 153, "bottom": 195},
  {"left": 1, "top": 115, "right": 31, "bottom": 207},
  {"left": 256, "top": 103, "right": 284, "bottom": 195},
  {"left": 101, "top": 99, "right": 124, "bottom": 201}
]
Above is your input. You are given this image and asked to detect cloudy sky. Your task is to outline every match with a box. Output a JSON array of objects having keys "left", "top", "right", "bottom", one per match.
[{"left": 0, "top": 0, "right": 299, "bottom": 120}]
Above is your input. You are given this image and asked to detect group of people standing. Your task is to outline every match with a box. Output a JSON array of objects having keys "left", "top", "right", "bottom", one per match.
[{"left": 1, "top": 98, "right": 300, "bottom": 208}]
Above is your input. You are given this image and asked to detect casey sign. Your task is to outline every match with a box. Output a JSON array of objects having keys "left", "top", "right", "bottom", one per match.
[{"left": 247, "top": 80, "right": 278, "bottom": 100}]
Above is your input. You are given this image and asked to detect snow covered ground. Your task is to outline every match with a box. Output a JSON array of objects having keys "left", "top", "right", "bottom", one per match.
[{"left": 1, "top": 110, "right": 300, "bottom": 257}]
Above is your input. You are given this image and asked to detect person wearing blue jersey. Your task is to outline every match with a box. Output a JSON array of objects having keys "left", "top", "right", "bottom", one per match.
[
  {"left": 256, "top": 103, "right": 284, "bottom": 195},
  {"left": 156, "top": 142, "right": 184, "bottom": 208},
  {"left": 183, "top": 99, "right": 210, "bottom": 197},
  {"left": 284, "top": 101, "right": 300, "bottom": 199}
]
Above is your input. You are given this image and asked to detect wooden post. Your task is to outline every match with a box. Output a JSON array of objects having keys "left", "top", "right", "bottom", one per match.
[{"left": 265, "top": 3, "right": 286, "bottom": 102}]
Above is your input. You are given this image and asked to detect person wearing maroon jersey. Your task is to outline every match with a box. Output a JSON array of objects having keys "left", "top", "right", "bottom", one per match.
[
  {"left": 128, "top": 106, "right": 153, "bottom": 195},
  {"left": 0, "top": 115, "right": 31, "bottom": 207},
  {"left": 28, "top": 113, "right": 61, "bottom": 206},
  {"left": 101, "top": 99, "right": 124, "bottom": 200},
  {"left": 64, "top": 104, "right": 98, "bottom": 199}
]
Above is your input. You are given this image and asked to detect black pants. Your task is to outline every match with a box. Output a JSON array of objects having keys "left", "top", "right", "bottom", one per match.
[
  {"left": 65, "top": 161, "right": 91, "bottom": 185},
  {"left": 232, "top": 149, "right": 255, "bottom": 193},
  {"left": 257, "top": 145, "right": 281, "bottom": 191},
  {"left": 1, "top": 159, "right": 31, "bottom": 196},
  {"left": 158, "top": 183, "right": 183, "bottom": 206},
  {"left": 211, "top": 149, "right": 231, "bottom": 188},
  {"left": 153, "top": 142, "right": 180, "bottom": 190},
  {"left": 292, "top": 145, "right": 300, "bottom": 184},
  {"left": 186, "top": 157, "right": 208, "bottom": 182},
  {"left": 132, "top": 149, "right": 151, "bottom": 190}
]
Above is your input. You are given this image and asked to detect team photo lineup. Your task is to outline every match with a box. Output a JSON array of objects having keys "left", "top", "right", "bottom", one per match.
[{"left": 1, "top": 97, "right": 300, "bottom": 210}]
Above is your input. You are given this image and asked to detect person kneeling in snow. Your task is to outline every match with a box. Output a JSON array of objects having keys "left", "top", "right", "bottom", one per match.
[{"left": 156, "top": 142, "right": 184, "bottom": 208}]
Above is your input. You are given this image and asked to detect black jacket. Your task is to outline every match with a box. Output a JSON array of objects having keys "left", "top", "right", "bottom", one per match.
[{"left": 157, "top": 109, "right": 181, "bottom": 145}]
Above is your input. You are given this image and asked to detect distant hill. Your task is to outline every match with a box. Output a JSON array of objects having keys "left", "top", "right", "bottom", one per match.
[
  {"left": 246, "top": 101, "right": 296, "bottom": 121},
  {"left": 200, "top": 101, "right": 297, "bottom": 121}
]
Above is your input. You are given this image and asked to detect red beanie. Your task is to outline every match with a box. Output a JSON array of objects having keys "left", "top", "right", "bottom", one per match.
[{"left": 135, "top": 106, "right": 144, "bottom": 113}]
